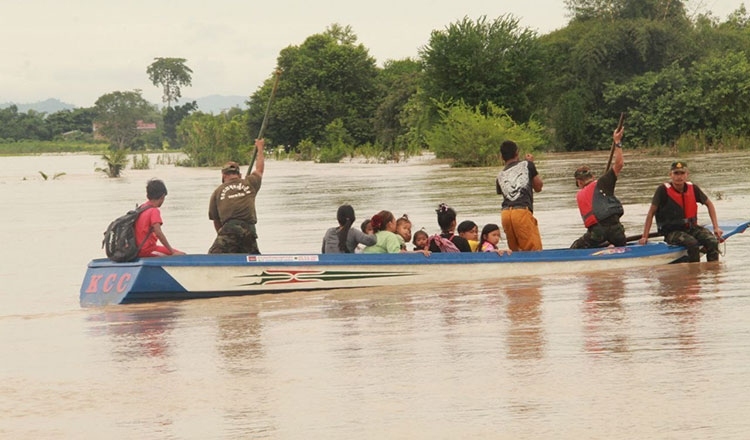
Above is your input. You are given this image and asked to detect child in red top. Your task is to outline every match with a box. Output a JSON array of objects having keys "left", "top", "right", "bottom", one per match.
[{"left": 135, "top": 179, "right": 185, "bottom": 258}]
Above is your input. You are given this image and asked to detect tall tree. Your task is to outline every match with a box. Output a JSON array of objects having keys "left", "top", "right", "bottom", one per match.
[
  {"left": 564, "top": 0, "right": 686, "bottom": 22},
  {"left": 537, "top": 0, "right": 693, "bottom": 149},
  {"left": 46, "top": 107, "right": 97, "bottom": 137},
  {"left": 420, "top": 15, "right": 543, "bottom": 123},
  {"left": 247, "top": 24, "right": 380, "bottom": 149},
  {"left": 373, "top": 58, "right": 422, "bottom": 150},
  {"left": 94, "top": 90, "right": 157, "bottom": 150},
  {"left": 146, "top": 57, "right": 193, "bottom": 108},
  {"left": 163, "top": 101, "right": 197, "bottom": 148}
]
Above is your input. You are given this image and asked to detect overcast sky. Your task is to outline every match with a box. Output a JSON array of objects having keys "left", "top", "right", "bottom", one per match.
[{"left": 1, "top": 0, "right": 745, "bottom": 107}]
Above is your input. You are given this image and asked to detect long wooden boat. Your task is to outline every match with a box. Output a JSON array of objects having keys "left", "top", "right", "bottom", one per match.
[{"left": 79, "top": 221, "right": 749, "bottom": 307}]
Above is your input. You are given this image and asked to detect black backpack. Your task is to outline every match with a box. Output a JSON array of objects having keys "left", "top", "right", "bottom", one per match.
[{"left": 102, "top": 204, "right": 153, "bottom": 262}]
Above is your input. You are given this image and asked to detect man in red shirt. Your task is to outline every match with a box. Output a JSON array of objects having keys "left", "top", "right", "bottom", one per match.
[{"left": 135, "top": 179, "right": 185, "bottom": 258}]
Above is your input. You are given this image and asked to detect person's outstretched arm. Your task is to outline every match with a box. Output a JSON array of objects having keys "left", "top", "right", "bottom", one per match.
[{"left": 252, "top": 138, "right": 265, "bottom": 177}]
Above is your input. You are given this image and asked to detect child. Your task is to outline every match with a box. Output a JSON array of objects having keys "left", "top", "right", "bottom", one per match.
[
  {"left": 356, "top": 218, "right": 374, "bottom": 253},
  {"left": 396, "top": 214, "right": 413, "bottom": 251},
  {"left": 135, "top": 178, "right": 185, "bottom": 258},
  {"left": 457, "top": 220, "right": 479, "bottom": 252},
  {"left": 361, "top": 219, "right": 373, "bottom": 235},
  {"left": 412, "top": 229, "right": 429, "bottom": 251},
  {"left": 479, "top": 223, "right": 513, "bottom": 257}
]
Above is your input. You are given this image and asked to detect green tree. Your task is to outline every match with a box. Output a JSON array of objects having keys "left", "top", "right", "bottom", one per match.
[
  {"left": 373, "top": 58, "right": 423, "bottom": 152},
  {"left": 247, "top": 24, "right": 380, "bottom": 149},
  {"left": 94, "top": 90, "right": 158, "bottom": 150},
  {"left": 564, "top": 0, "right": 686, "bottom": 22},
  {"left": 537, "top": 0, "right": 693, "bottom": 148},
  {"left": 420, "top": 15, "right": 543, "bottom": 123},
  {"left": 0, "top": 106, "right": 50, "bottom": 141},
  {"left": 46, "top": 107, "right": 97, "bottom": 138},
  {"left": 602, "top": 51, "right": 750, "bottom": 145},
  {"left": 163, "top": 101, "right": 197, "bottom": 148},
  {"left": 146, "top": 57, "right": 193, "bottom": 108}
]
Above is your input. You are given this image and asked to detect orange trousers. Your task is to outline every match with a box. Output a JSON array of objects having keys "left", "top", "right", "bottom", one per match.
[{"left": 501, "top": 207, "right": 542, "bottom": 251}]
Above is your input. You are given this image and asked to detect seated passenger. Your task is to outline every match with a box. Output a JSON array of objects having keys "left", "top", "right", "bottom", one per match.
[
  {"left": 479, "top": 223, "right": 512, "bottom": 255},
  {"left": 136, "top": 179, "right": 185, "bottom": 258},
  {"left": 428, "top": 203, "right": 472, "bottom": 253},
  {"left": 322, "top": 204, "right": 376, "bottom": 253},
  {"left": 396, "top": 214, "right": 413, "bottom": 250},
  {"left": 361, "top": 219, "right": 373, "bottom": 235},
  {"left": 355, "top": 218, "right": 374, "bottom": 253},
  {"left": 412, "top": 229, "right": 429, "bottom": 251},
  {"left": 362, "top": 211, "right": 403, "bottom": 254},
  {"left": 457, "top": 220, "right": 479, "bottom": 252}
]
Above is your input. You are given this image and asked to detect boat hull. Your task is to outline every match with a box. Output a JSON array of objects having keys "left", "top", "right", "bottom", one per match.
[{"left": 80, "top": 243, "right": 686, "bottom": 306}]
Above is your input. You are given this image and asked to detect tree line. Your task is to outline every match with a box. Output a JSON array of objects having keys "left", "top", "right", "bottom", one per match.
[{"left": 3, "top": 1, "right": 750, "bottom": 168}]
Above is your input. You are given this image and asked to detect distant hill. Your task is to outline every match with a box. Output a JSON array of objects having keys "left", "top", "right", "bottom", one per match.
[
  {"left": 0, "top": 98, "right": 76, "bottom": 114},
  {"left": 189, "top": 95, "right": 248, "bottom": 114},
  {"left": 1, "top": 95, "right": 247, "bottom": 115}
]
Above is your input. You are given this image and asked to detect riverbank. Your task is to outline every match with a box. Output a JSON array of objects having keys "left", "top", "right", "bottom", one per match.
[{"left": 0, "top": 140, "right": 108, "bottom": 156}]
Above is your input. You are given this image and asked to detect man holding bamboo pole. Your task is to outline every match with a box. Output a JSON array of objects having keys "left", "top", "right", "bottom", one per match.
[
  {"left": 207, "top": 138, "right": 265, "bottom": 254},
  {"left": 570, "top": 126, "right": 626, "bottom": 249}
]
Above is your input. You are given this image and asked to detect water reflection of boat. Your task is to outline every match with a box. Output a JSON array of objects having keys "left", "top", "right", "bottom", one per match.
[{"left": 79, "top": 221, "right": 749, "bottom": 307}]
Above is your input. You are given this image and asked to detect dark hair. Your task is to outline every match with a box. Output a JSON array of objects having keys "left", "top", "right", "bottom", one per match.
[
  {"left": 361, "top": 219, "right": 371, "bottom": 232},
  {"left": 336, "top": 204, "right": 356, "bottom": 253},
  {"left": 146, "top": 179, "right": 167, "bottom": 200},
  {"left": 574, "top": 166, "right": 593, "bottom": 180},
  {"left": 500, "top": 140, "right": 518, "bottom": 162},
  {"left": 412, "top": 229, "right": 428, "bottom": 246},
  {"left": 435, "top": 203, "right": 457, "bottom": 233},
  {"left": 479, "top": 223, "right": 500, "bottom": 249},
  {"left": 457, "top": 220, "right": 477, "bottom": 234},
  {"left": 370, "top": 210, "right": 395, "bottom": 233}
]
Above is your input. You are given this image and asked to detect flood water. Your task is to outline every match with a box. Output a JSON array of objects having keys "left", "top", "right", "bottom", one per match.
[{"left": 2, "top": 150, "right": 750, "bottom": 439}]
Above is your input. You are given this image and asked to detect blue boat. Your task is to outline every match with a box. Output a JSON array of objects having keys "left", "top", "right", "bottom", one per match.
[{"left": 80, "top": 221, "right": 749, "bottom": 307}]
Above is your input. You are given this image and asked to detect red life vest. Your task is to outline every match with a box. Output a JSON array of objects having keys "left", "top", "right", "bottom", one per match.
[
  {"left": 576, "top": 179, "right": 624, "bottom": 228},
  {"left": 577, "top": 181, "right": 598, "bottom": 228},
  {"left": 664, "top": 182, "right": 698, "bottom": 227}
]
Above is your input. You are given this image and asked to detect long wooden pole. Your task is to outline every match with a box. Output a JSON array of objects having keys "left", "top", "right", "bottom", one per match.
[
  {"left": 605, "top": 112, "right": 626, "bottom": 172},
  {"left": 248, "top": 69, "right": 282, "bottom": 174}
]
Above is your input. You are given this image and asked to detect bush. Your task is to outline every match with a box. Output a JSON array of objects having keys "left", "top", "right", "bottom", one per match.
[
  {"left": 96, "top": 148, "right": 129, "bottom": 177},
  {"left": 295, "top": 138, "right": 318, "bottom": 161},
  {"left": 132, "top": 153, "right": 151, "bottom": 170},
  {"left": 426, "top": 101, "right": 547, "bottom": 167}
]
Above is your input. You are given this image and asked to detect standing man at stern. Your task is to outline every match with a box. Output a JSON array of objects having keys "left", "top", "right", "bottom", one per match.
[
  {"left": 208, "top": 138, "right": 265, "bottom": 254},
  {"left": 570, "top": 126, "right": 626, "bottom": 249},
  {"left": 495, "top": 140, "right": 544, "bottom": 251},
  {"left": 638, "top": 161, "right": 723, "bottom": 262}
]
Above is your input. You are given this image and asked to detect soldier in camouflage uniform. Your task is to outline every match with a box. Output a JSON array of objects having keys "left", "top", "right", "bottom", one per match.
[
  {"left": 570, "top": 126, "right": 626, "bottom": 249},
  {"left": 638, "top": 161, "right": 723, "bottom": 262},
  {"left": 208, "top": 138, "right": 265, "bottom": 254}
]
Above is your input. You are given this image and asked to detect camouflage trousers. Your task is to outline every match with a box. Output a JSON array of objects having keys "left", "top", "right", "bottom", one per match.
[
  {"left": 570, "top": 222, "right": 626, "bottom": 249},
  {"left": 208, "top": 219, "right": 260, "bottom": 254},
  {"left": 665, "top": 226, "right": 719, "bottom": 262}
]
